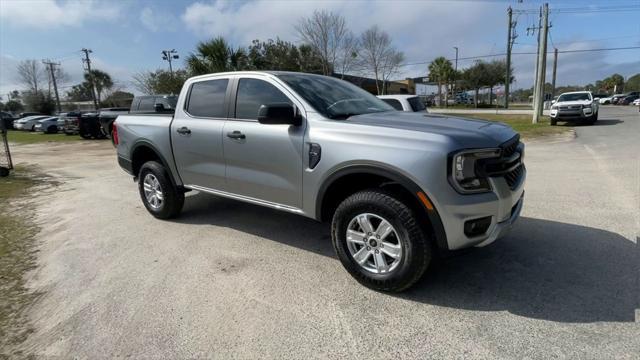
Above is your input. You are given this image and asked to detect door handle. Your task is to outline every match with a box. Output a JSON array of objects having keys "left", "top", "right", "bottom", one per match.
[
  {"left": 226, "top": 131, "right": 246, "bottom": 140},
  {"left": 176, "top": 126, "right": 191, "bottom": 135}
]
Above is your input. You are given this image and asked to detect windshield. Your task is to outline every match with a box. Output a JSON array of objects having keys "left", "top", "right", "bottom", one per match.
[
  {"left": 276, "top": 73, "right": 394, "bottom": 119},
  {"left": 557, "top": 93, "right": 590, "bottom": 102}
]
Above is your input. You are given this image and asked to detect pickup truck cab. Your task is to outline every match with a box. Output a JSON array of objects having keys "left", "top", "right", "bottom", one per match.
[
  {"left": 115, "top": 71, "right": 525, "bottom": 292},
  {"left": 377, "top": 95, "right": 427, "bottom": 112}
]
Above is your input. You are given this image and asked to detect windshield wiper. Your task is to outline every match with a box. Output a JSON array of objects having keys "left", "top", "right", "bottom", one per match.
[{"left": 328, "top": 112, "right": 360, "bottom": 120}]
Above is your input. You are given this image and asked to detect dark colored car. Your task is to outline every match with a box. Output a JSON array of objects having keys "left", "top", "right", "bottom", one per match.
[
  {"left": 619, "top": 95, "right": 639, "bottom": 105},
  {"left": 98, "top": 108, "right": 130, "bottom": 142},
  {"left": 63, "top": 111, "right": 102, "bottom": 139},
  {"left": 612, "top": 92, "right": 639, "bottom": 105},
  {"left": 98, "top": 95, "right": 178, "bottom": 144}
]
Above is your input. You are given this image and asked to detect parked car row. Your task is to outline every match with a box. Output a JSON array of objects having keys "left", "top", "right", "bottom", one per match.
[{"left": 598, "top": 92, "right": 640, "bottom": 105}]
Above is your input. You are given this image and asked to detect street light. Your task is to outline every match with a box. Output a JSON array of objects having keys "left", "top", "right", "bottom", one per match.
[{"left": 161, "top": 49, "right": 179, "bottom": 76}]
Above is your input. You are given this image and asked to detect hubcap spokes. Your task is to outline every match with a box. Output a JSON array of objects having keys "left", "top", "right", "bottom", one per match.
[
  {"left": 143, "top": 174, "right": 163, "bottom": 209},
  {"left": 346, "top": 213, "right": 402, "bottom": 274}
]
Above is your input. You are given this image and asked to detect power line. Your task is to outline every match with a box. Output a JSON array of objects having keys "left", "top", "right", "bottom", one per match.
[{"left": 400, "top": 46, "right": 640, "bottom": 67}]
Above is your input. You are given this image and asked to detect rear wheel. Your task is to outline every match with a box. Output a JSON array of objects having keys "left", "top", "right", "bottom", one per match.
[
  {"left": 47, "top": 125, "right": 58, "bottom": 134},
  {"left": 138, "top": 161, "right": 184, "bottom": 219},
  {"left": 331, "top": 189, "right": 432, "bottom": 292}
]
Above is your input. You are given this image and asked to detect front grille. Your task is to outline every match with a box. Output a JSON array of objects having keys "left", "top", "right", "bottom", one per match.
[{"left": 505, "top": 164, "right": 524, "bottom": 189}]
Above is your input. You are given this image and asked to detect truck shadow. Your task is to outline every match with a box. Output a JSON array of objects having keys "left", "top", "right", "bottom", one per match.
[{"left": 177, "top": 193, "right": 638, "bottom": 324}]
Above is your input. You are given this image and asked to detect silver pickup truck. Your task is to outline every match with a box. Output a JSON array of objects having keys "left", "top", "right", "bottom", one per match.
[{"left": 115, "top": 71, "right": 525, "bottom": 291}]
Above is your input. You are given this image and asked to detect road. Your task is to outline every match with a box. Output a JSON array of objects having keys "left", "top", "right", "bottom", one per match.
[{"left": 12, "top": 106, "right": 640, "bottom": 358}]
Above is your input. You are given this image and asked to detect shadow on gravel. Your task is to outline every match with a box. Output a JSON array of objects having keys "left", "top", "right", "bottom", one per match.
[
  {"left": 405, "top": 217, "right": 639, "bottom": 323},
  {"left": 177, "top": 194, "right": 638, "bottom": 324},
  {"left": 589, "top": 119, "right": 623, "bottom": 126}
]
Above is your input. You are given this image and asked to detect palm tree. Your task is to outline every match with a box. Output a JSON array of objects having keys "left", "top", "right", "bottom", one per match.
[
  {"left": 85, "top": 69, "right": 113, "bottom": 104},
  {"left": 186, "top": 37, "right": 249, "bottom": 76},
  {"left": 428, "top": 57, "right": 454, "bottom": 107}
]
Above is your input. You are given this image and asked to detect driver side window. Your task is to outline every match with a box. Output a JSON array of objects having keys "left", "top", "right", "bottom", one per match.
[{"left": 235, "top": 78, "right": 292, "bottom": 120}]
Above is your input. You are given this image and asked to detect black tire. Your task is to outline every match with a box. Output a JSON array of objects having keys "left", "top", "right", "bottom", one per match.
[
  {"left": 331, "top": 189, "right": 432, "bottom": 292},
  {"left": 138, "top": 161, "right": 184, "bottom": 219},
  {"left": 30, "top": 125, "right": 36, "bottom": 132},
  {"left": 80, "top": 132, "right": 92, "bottom": 139},
  {"left": 550, "top": 118, "right": 557, "bottom": 126},
  {"left": 0, "top": 167, "right": 9, "bottom": 177},
  {"left": 47, "top": 125, "right": 58, "bottom": 134}
]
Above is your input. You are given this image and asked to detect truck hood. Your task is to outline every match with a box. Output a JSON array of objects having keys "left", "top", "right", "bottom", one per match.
[
  {"left": 346, "top": 111, "right": 517, "bottom": 148},
  {"left": 555, "top": 100, "right": 591, "bottom": 106}
]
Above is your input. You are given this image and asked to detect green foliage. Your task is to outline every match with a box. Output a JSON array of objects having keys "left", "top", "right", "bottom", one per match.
[
  {"left": 428, "top": 57, "right": 454, "bottom": 105},
  {"left": 3, "top": 100, "right": 23, "bottom": 112},
  {"left": 101, "top": 91, "right": 135, "bottom": 107},
  {"left": 66, "top": 83, "right": 94, "bottom": 101},
  {"left": 86, "top": 69, "right": 113, "bottom": 103},
  {"left": 248, "top": 38, "right": 301, "bottom": 71},
  {"left": 21, "top": 91, "right": 55, "bottom": 114},
  {"left": 186, "top": 37, "right": 249, "bottom": 76},
  {"left": 132, "top": 69, "right": 188, "bottom": 95},
  {"left": 624, "top": 73, "right": 640, "bottom": 91}
]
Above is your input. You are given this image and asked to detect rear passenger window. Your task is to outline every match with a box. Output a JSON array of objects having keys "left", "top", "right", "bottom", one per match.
[
  {"left": 138, "top": 97, "right": 155, "bottom": 112},
  {"left": 381, "top": 98, "right": 403, "bottom": 111},
  {"left": 235, "top": 78, "right": 291, "bottom": 120},
  {"left": 187, "top": 79, "right": 229, "bottom": 118}
]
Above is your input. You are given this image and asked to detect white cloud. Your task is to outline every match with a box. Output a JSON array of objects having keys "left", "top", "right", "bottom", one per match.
[
  {"left": 0, "top": 0, "right": 121, "bottom": 29},
  {"left": 140, "top": 6, "right": 177, "bottom": 32}
]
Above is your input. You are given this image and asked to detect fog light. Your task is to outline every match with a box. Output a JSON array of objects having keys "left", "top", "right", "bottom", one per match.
[{"left": 464, "top": 216, "right": 492, "bottom": 237}]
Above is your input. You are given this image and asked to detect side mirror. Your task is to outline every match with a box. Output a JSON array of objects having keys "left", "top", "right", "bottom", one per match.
[
  {"left": 257, "top": 103, "right": 301, "bottom": 126},
  {"left": 593, "top": 97, "right": 600, "bottom": 101},
  {"left": 551, "top": 100, "right": 556, "bottom": 104},
  {"left": 154, "top": 103, "right": 165, "bottom": 112}
]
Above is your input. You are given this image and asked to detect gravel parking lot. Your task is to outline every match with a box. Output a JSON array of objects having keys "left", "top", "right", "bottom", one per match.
[{"left": 8, "top": 106, "right": 640, "bottom": 358}]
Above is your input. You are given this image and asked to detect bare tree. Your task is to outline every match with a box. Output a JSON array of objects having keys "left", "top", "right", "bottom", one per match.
[
  {"left": 295, "top": 10, "right": 348, "bottom": 76},
  {"left": 336, "top": 31, "right": 360, "bottom": 78},
  {"left": 358, "top": 26, "right": 404, "bottom": 95},
  {"left": 380, "top": 50, "right": 405, "bottom": 95},
  {"left": 16, "top": 59, "right": 46, "bottom": 94}
]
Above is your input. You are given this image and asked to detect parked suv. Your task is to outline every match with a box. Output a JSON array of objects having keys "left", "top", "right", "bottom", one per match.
[
  {"left": 115, "top": 71, "right": 525, "bottom": 292},
  {"left": 550, "top": 91, "right": 599, "bottom": 125}
]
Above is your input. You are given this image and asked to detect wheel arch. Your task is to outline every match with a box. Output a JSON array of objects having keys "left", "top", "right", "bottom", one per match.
[
  {"left": 130, "top": 140, "right": 180, "bottom": 188},
  {"left": 315, "top": 164, "right": 449, "bottom": 251}
]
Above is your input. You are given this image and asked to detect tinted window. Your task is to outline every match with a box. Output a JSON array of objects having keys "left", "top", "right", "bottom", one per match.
[
  {"left": 235, "top": 78, "right": 291, "bottom": 120},
  {"left": 381, "top": 98, "right": 403, "bottom": 110},
  {"left": 277, "top": 74, "right": 393, "bottom": 119},
  {"left": 138, "top": 97, "right": 155, "bottom": 111},
  {"left": 156, "top": 96, "right": 178, "bottom": 109},
  {"left": 407, "top": 97, "right": 426, "bottom": 112},
  {"left": 187, "top": 79, "right": 229, "bottom": 118}
]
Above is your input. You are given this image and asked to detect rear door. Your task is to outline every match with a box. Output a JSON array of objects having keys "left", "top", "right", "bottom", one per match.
[
  {"left": 171, "top": 77, "right": 231, "bottom": 191},
  {"left": 222, "top": 75, "right": 305, "bottom": 209}
]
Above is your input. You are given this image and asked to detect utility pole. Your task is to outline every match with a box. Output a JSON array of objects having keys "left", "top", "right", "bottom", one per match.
[
  {"left": 504, "top": 6, "right": 517, "bottom": 109},
  {"left": 161, "top": 49, "right": 179, "bottom": 77},
  {"left": 453, "top": 46, "right": 458, "bottom": 96},
  {"left": 551, "top": 47, "right": 558, "bottom": 98},
  {"left": 81, "top": 48, "right": 98, "bottom": 110},
  {"left": 532, "top": 3, "right": 548, "bottom": 124},
  {"left": 42, "top": 60, "right": 62, "bottom": 113}
]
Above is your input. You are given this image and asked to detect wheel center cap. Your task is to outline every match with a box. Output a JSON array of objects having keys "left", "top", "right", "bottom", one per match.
[{"left": 368, "top": 238, "right": 378, "bottom": 247}]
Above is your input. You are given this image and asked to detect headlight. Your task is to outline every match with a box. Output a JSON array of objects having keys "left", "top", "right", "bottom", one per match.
[
  {"left": 582, "top": 104, "right": 591, "bottom": 109},
  {"left": 551, "top": 105, "right": 558, "bottom": 110},
  {"left": 449, "top": 149, "right": 501, "bottom": 194}
]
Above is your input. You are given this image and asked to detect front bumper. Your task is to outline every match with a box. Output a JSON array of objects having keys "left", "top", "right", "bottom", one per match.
[
  {"left": 14, "top": 123, "right": 25, "bottom": 130},
  {"left": 438, "top": 170, "right": 526, "bottom": 250},
  {"left": 550, "top": 108, "right": 592, "bottom": 119}
]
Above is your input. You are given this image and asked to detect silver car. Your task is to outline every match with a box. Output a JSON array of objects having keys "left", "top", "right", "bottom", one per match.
[
  {"left": 14, "top": 115, "right": 48, "bottom": 131},
  {"left": 34, "top": 117, "right": 64, "bottom": 133}
]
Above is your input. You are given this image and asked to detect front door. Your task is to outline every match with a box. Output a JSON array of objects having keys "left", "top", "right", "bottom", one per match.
[
  {"left": 222, "top": 76, "right": 305, "bottom": 209},
  {"left": 171, "top": 78, "right": 230, "bottom": 190}
]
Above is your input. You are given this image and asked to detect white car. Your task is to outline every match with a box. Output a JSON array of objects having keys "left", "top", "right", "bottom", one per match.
[
  {"left": 599, "top": 97, "right": 612, "bottom": 105},
  {"left": 633, "top": 98, "right": 640, "bottom": 106},
  {"left": 550, "top": 91, "right": 599, "bottom": 125},
  {"left": 13, "top": 115, "right": 49, "bottom": 131},
  {"left": 34, "top": 116, "right": 64, "bottom": 133},
  {"left": 377, "top": 95, "right": 428, "bottom": 112}
]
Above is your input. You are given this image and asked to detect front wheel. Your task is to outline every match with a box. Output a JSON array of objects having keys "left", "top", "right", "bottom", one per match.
[
  {"left": 550, "top": 118, "right": 557, "bottom": 126},
  {"left": 331, "top": 189, "right": 432, "bottom": 292},
  {"left": 138, "top": 161, "right": 184, "bottom": 219}
]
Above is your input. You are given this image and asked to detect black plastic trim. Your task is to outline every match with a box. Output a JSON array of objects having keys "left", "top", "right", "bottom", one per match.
[
  {"left": 130, "top": 140, "right": 179, "bottom": 188},
  {"left": 316, "top": 165, "right": 449, "bottom": 251},
  {"left": 117, "top": 155, "right": 133, "bottom": 175}
]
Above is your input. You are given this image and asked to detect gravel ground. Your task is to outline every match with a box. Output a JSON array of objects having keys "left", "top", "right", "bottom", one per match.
[{"left": 7, "top": 106, "right": 639, "bottom": 358}]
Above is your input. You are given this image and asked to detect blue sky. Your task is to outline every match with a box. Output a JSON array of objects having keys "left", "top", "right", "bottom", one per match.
[{"left": 1, "top": 0, "right": 639, "bottom": 97}]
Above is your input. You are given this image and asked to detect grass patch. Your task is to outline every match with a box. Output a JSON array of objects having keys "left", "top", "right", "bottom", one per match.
[
  {"left": 0, "top": 167, "right": 44, "bottom": 355},
  {"left": 6, "top": 130, "right": 83, "bottom": 144},
  {"left": 448, "top": 113, "right": 572, "bottom": 139}
]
